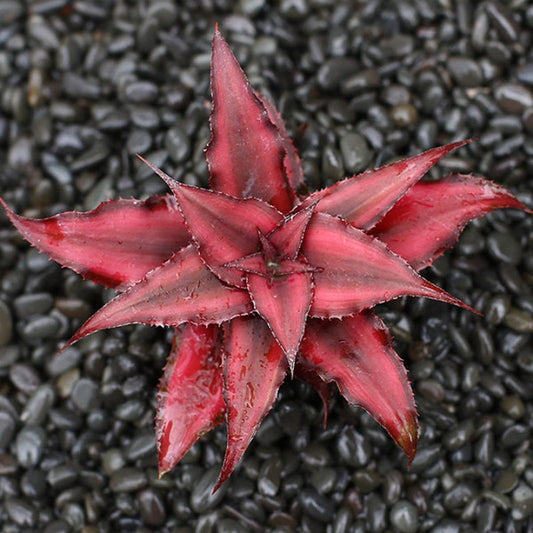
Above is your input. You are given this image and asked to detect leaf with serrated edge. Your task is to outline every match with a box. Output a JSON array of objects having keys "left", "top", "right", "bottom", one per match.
[
  {"left": 301, "top": 312, "right": 418, "bottom": 463},
  {"left": 0, "top": 196, "right": 188, "bottom": 289},
  {"left": 372, "top": 174, "right": 532, "bottom": 271},
  {"left": 247, "top": 269, "right": 313, "bottom": 373},
  {"left": 303, "top": 140, "right": 471, "bottom": 230},
  {"left": 137, "top": 155, "right": 283, "bottom": 288},
  {"left": 214, "top": 316, "right": 286, "bottom": 492},
  {"left": 157, "top": 324, "right": 225, "bottom": 475},
  {"left": 207, "top": 29, "right": 293, "bottom": 213},
  {"left": 62, "top": 244, "right": 253, "bottom": 350},
  {"left": 302, "top": 213, "right": 477, "bottom": 318},
  {"left": 268, "top": 203, "right": 316, "bottom": 260}
]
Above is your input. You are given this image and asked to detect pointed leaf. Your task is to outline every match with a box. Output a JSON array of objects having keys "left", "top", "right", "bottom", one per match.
[
  {"left": 63, "top": 244, "right": 252, "bottom": 349},
  {"left": 302, "top": 213, "right": 476, "bottom": 318},
  {"left": 157, "top": 324, "right": 225, "bottom": 475},
  {"left": 294, "top": 359, "right": 333, "bottom": 428},
  {"left": 138, "top": 156, "right": 282, "bottom": 288},
  {"left": 1, "top": 196, "right": 188, "bottom": 289},
  {"left": 257, "top": 93, "right": 305, "bottom": 196},
  {"left": 247, "top": 268, "right": 313, "bottom": 373},
  {"left": 303, "top": 140, "right": 471, "bottom": 229},
  {"left": 269, "top": 204, "right": 316, "bottom": 260},
  {"left": 300, "top": 313, "right": 418, "bottom": 463},
  {"left": 215, "top": 316, "right": 286, "bottom": 491},
  {"left": 372, "top": 174, "right": 532, "bottom": 271},
  {"left": 207, "top": 29, "right": 293, "bottom": 212},
  {"left": 258, "top": 230, "right": 277, "bottom": 261}
]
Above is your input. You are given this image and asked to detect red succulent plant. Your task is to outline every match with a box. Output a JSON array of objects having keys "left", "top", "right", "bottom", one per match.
[{"left": 2, "top": 29, "right": 530, "bottom": 490}]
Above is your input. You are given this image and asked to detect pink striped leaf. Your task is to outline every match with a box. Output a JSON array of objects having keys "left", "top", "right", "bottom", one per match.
[
  {"left": 207, "top": 29, "right": 294, "bottom": 213},
  {"left": 0, "top": 196, "right": 188, "bottom": 289},
  {"left": 269, "top": 203, "right": 316, "bottom": 260},
  {"left": 247, "top": 269, "right": 313, "bottom": 373},
  {"left": 137, "top": 156, "right": 282, "bottom": 288},
  {"left": 300, "top": 312, "right": 418, "bottom": 463},
  {"left": 372, "top": 174, "right": 532, "bottom": 271},
  {"left": 157, "top": 324, "right": 225, "bottom": 475},
  {"left": 303, "top": 140, "right": 471, "bottom": 229},
  {"left": 302, "top": 213, "right": 476, "bottom": 318},
  {"left": 62, "top": 244, "right": 253, "bottom": 349},
  {"left": 215, "top": 316, "right": 286, "bottom": 491}
]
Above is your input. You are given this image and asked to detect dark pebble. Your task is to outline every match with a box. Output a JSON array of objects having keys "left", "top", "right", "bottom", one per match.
[
  {"left": 5, "top": 498, "right": 37, "bottom": 527},
  {"left": 21, "top": 384, "right": 55, "bottom": 425},
  {"left": 486, "top": 232, "right": 521, "bottom": 265},
  {"left": 258, "top": 456, "right": 282, "bottom": 496},
  {"left": 110, "top": 468, "right": 147, "bottom": 492},
  {"left": 318, "top": 58, "right": 359, "bottom": 91},
  {"left": 336, "top": 427, "right": 371, "bottom": 467},
  {"left": 10, "top": 362, "right": 41, "bottom": 394},
  {"left": 124, "top": 80, "right": 158, "bottom": 104},
  {"left": 501, "top": 424, "right": 529, "bottom": 447},
  {"left": 126, "top": 129, "right": 152, "bottom": 154},
  {"left": 409, "top": 444, "right": 442, "bottom": 473},
  {"left": 390, "top": 500, "right": 418, "bottom": 533},
  {"left": 114, "top": 399, "right": 145, "bottom": 421},
  {"left": 0, "top": 411, "right": 16, "bottom": 448},
  {"left": 340, "top": 132, "right": 371, "bottom": 174},
  {"left": 495, "top": 83, "right": 533, "bottom": 114},
  {"left": 139, "top": 488, "right": 166, "bottom": 527},
  {"left": 300, "top": 487, "right": 335, "bottom": 523},
  {"left": 190, "top": 467, "right": 228, "bottom": 513},
  {"left": 21, "top": 469, "right": 47, "bottom": 498},
  {"left": 342, "top": 68, "right": 380, "bottom": 96},
  {"left": 71, "top": 378, "right": 100, "bottom": 412},
  {"left": 447, "top": 56, "right": 483, "bottom": 87},
  {"left": 0, "top": 300, "right": 13, "bottom": 346},
  {"left": 14, "top": 293, "right": 54, "bottom": 317},
  {"left": 47, "top": 464, "right": 79, "bottom": 490},
  {"left": 22, "top": 315, "right": 60, "bottom": 340},
  {"left": 126, "top": 433, "right": 156, "bottom": 461}
]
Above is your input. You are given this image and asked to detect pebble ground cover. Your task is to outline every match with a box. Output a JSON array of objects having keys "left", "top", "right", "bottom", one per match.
[{"left": 1, "top": 1, "right": 533, "bottom": 532}]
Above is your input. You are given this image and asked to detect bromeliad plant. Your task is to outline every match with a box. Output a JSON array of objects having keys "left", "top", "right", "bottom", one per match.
[{"left": 2, "top": 29, "right": 530, "bottom": 490}]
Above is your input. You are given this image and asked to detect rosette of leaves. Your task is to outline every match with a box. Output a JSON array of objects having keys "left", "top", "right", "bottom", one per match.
[{"left": 2, "top": 29, "right": 530, "bottom": 490}]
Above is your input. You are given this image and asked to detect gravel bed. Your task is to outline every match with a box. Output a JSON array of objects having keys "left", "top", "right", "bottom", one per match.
[{"left": 1, "top": 1, "right": 533, "bottom": 532}]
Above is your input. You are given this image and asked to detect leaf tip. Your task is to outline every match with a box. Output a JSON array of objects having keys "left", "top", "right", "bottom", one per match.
[
  {"left": 397, "top": 414, "right": 419, "bottom": 467},
  {"left": 286, "top": 349, "right": 297, "bottom": 378},
  {"left": 136, "top": 155, "right": 179, "bottom": 193}
]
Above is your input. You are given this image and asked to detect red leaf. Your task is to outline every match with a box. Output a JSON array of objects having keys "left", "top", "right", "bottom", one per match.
[
  {"left": 137, "top": 156, "right": 282, "bottom": 288},
  {"left": 206, "top": 29, "right": 293, "bottom": 213},
  {"left": 157, "top": 324, "right": 225, "bottom": 475},
  {"left": 247, "top": 269, "right": 314, "bottom": 373},
  {"left": 372, "top": 174, "right": 532, "bottom": 271},
  {"left": 1, "top": 196, "right": 188, "bottom": 289},
  {"left": 300, "top": 312, "right": 418, "bottom": 463},
  {"left": 269, "top": 204, "right": 316, "bottom": 260},
  {"left": 294, "top": 359, "right": 333, "bottom": 428},
  {"left": 257, "top": 93, "right": 305, "bottom": 196},
  {"left": 302, "top": 213, "right": 476, "bottom": 318},
  {"left": 63, "top": 245, "right": 252, "bottom": 349},
  {"left": 214, "top": 316, "right": 286, "bottom": 491},
  {"left": 304, "top": 140, "right": 471, "bottom": 229}
]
